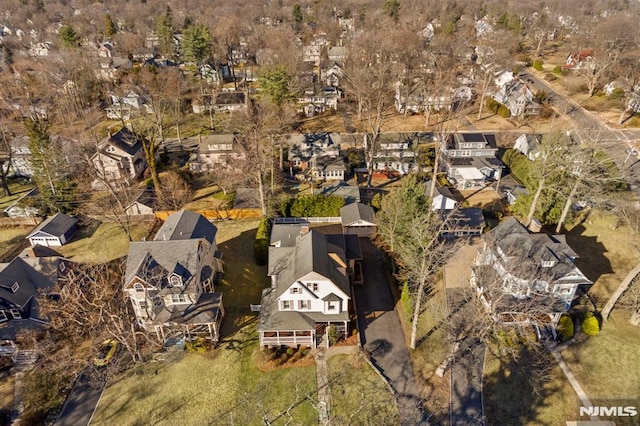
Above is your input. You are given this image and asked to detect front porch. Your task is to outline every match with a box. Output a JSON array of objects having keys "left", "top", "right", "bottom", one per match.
[{"left": 259, "top": 320, "right": 348, "bottom": 349}]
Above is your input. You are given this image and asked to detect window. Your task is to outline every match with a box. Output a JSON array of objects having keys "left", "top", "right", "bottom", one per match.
[
  {"left": 11, "top": 282, "right": 19, "bottom": 293},
  {"left": 170, "top": 294, "right": 188, "bottom": 304},
  {"left": 169, "top": 275, "right": 182, "bottom": 287},
  {"left": 10, "top": 309, "right": 21, "bottom": 319},
  {"left": 138, "top": 300, "right": 147, "bottom": 310},
  {"left": 327, "top": 302, "right": 336, "bottom": 311},
  {"left": 0, "top": 311, "right": 7, "bottom": 322},
  {"left": 310, "top": 283, "right": 319, "bottom": 292},
  {"left": 281, "top": 300, "right": 292, "bottom": 310},
  {"left": 59, "top": 262, "right": 66, "bottom": 272},
  {"left": 298, "top": 300, "right": 311, "bottom": 310},
  {"left": 290, "top": 287, "right": 300, "bottom": 294},
  {"left": 134, "top": 283, "right": 145, "bottom": 293},
  {"left": 461, "top": 150, "right": 471, "bottom": 157}
]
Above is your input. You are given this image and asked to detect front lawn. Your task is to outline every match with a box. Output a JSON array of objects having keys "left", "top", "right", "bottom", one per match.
[
  {"left": 93, "top": 324, "right": 318, "bottom": 426},
  {"left": 327, "top": 354, "right": 399, "bottom": 424},
  {"left": 0, "top": 226, "right": 32, "bottom": 261},
  {"left": 0, "top": 182, "right": 35, "bottom": 210}
]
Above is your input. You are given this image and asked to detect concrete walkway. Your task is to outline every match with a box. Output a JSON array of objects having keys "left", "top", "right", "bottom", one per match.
[{"left": 546, "top": 342, "right": 599, "bottom": 422}]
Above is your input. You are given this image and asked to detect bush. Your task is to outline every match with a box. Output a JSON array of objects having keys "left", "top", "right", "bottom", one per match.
[
  {"left": 290, "top": 352, "right": 302, "bottom": 362},
  {"left": 286, "top": 347, "right": 295, "bottom": 356},
  {"left": 328, "top": 325, "right": 340, "bottom": 346},
  {"left": 371, "top": 193, "right": 382, "bottom": 210},
  {"left": 485, "top": 97, "right": 500, "bottom": 114},
  {"left": 544, "top": 72, "right": 557, "bottom": 82},
  {"left": 581, "top": 312, "right": 600, "bottom": 336},
  {"left": 400, "top": 282, "right": 413, "bottom": 317},
  {"left": 497, "top": 104, "right": 511, "bottom": 118},
  {"left": 280, "top": 194, "right": 345, "bottom": 217},
  {"left": 609, "top": 87, "right": 625, "bottom": 100},
  {"left": 186, "top": 337, "right": 209, "bottom": 352},
  {"left": 254, "top": 217, "right": 271, "bottom": 265},
  {"left": 558, "top": 315, "right": 574, "bottom": 341},
  {"left": 533, "top": 59, "right": 543, "bottom": 71}
]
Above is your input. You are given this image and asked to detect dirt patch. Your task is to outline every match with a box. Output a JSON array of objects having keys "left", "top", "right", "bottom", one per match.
[
  {"left": 459, "top": 187, "right": 503, "bottom": 209},
  {"left": 257, "top": 348, "right": 316, "bottom": 372}
]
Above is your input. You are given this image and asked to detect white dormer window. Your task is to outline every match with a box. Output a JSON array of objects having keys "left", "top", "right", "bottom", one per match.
[
  {"left": 170, "top": 294, "right": 188, "bottom": 304},
  {"left": 169, "top": 276, "right": 182, "bottom": 287},
  {"left": 11, "top": 282, "right": 19, "bottom": 293},
  {"left": 10, "top": 309, "right": 21, "bottom": 319},
  {"left": 541, "top": 260, "right": 557, "bottom": 268},
  {"left": 0, "top": 311, "right": 7, "bottom": 322},
  {"left": 59, "top": 262, "right": 66, "bottom": 272}
]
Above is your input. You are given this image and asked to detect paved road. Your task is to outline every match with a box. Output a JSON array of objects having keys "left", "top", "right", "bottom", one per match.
[
  {"left": 354, "top": 238, "right": 428, "bottom": 425},
  {"left": 520, "top": 69, "right": 640, "bottom": 192},
  {"left": 55, "top": 372, "right": 105, "bottom": 426}
]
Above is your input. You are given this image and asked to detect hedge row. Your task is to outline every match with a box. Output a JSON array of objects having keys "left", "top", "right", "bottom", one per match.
[
  {"left": 254, "top": 217, "right": 271, "bottom": 266},
  {"left": 279, "top": 194, "right": 345, "bottom": 218}
]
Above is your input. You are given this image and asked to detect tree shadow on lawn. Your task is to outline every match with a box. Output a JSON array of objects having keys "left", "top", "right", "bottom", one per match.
[
  {"left": 483, "top": 345, "right": 564, "bottom": 426},
  {"left": 565, "top": 223, "right": 612, "bottom": 293}
]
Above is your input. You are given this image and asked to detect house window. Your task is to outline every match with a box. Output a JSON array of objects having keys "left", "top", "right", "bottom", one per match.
[
  {"left": 281, "top": 300, "right": 292, "bottom": 310},
  {"left": 298, "top": 300, "right": 311, "bottom": 310},
  {"left": 11, "top": 282, "right": 19, "bottom": 293},
  {"left": 461, "top": 150, "right": 471, "bottom": 157},
  {"left": 170, "top": 294, "right": 188, "bottom": 304},
  {"left": 290, "top": 287, "right": 300, "bottom": 294},
  {"left": 327, "top": 302, "right": 336, "bottom": 311},
  {"left": 169, "top": 276, "right": 182, "bottom": 287},
  {"left": 10, "top": 309, "right": 21, "bottom": 319},
  {"left": 138, "top": 300, "right": 147, "bottom": 310},
  {"left": 0, "top": 311, "right": 6, "bottom": 322},
  {"left": 59, "top": 262, "right": 66, "bottom": 272},
  {"left": 309, "top": 283, "right": 319, "bottom": 292},
  {"left": 134, "top": 283, "right": 145, "bottom": 293}
]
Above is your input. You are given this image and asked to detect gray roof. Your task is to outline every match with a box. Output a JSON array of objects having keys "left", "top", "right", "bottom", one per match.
[
  {"left": 153, "top": 292, "right": 223, "bottom": 325},
  {"left": 105, "top": 127, "right": 142, "bottom": 156},
  {"left": 27, "top": 213, "right": 77, "bottom": 239},
  {"left": 270, "top": 224, "right": 306, "bottom": 247},
  {"left": 484, "top": 217, "right": 585, "bottom": 283},
  {"left": 444, "top": 207, "right": 485, "bottom": 230},
  {"left": 125, "top": 239, "right": 203, "bottom": 287},
  {"left": 257, "top": 288, "right": 349, "bottom": 332},
  {"left": 340, "top": 202, "right": 376, "bottom": 226},
  {"left": 154, "top": 210, "right": 217, "bottom": 244},
  {"left": 269, "top": 230, "right": 350, "bottom": 299}
]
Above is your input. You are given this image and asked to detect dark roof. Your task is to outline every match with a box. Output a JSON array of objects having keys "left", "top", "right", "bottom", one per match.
[
  {"left": 106, "top": 127, "right": 142, "bottom": 156},
  {"left": 448, "top": 133, "right": 497, "bottom": 150},
  {"left": 444, "top": 207, "right": 485, "bottom": 230},
  {"left": 0, "top": 256, "right": 64, "bottom": 314},
  {"left": 154, "top": 210, "right": 217, "bottom": 244},
  {"left": 340, "top": 202, "right": 375, "bottom": 226},
  {"left": 27, "top": 213, "right": 77, "bottom": 239},
  {"left": 483, "top": 217, "right": 586, "bottom": 282},
  {"left": 270, "top": 223, "right": 305, "bottom": 247},
  {"left": 125, "top": 239, "right": 202, "bottom": 286},
  {"left": 215, "top": 92, "right": 246, "bottom": 105}
]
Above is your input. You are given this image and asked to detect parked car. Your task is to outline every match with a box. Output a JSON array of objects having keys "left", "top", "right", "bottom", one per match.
[{"left": 93, "top": 339, "right": 118, "bottom": 367}]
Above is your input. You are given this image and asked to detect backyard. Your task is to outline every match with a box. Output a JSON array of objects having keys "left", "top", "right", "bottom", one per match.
[{"left": 0, "top": 225, "right": 32, "bottom": 261}]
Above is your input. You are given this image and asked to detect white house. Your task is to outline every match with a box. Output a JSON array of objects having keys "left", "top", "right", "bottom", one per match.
[
  {"left": 26, "top": 213, "right": 78, "bottom": 247},
  {"left": 258, "top": 228, "right": 360, "bottom": 348},
  {"left": 513, "top": 134, "right": 542, "bottom": 161}
]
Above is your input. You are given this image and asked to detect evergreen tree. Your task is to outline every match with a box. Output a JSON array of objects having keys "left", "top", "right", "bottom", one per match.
[
  {"left": 59, "top": 25, "right": 80, "bottom": 49},
  {"left": 104, "top": 14, "right": 117, "bottom": 38},
  {"left": 292, "top": 4, "right": 303, "bottom": 31},
  {"left": 258, "top": 66, "right": 294, "bottom": 107},
  {"left": 180, "top": 23, "right": 212, "bottom": 65},
  {"left": 156, "top": 10, "right": 175, "bottom": 58}
]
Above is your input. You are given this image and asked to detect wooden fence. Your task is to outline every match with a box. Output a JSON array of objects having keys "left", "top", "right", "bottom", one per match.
[{"left": 155, "top": 208, "right": 263, "bottom": 221}]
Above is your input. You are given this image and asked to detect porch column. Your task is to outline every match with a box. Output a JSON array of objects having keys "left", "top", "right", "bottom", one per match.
[{"left": 207, "top": 323, "right": 213, "bottom": 340}]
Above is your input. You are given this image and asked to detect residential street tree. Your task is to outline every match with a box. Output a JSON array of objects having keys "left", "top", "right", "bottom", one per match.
[
  {"left": 104, "top": 14, "right": 117, "bottom": 38},
  {"left": 156, "top": 7, "right": 176, "bottom": 59},
  {"left": 58, "top": 24, "right": 80, "bottom": 49},
  {"left": 376, "top": 175, "right": 458, "bottom": 349},
  {"left": 156, "top": 170, "right": 193, "bottom": 211}
]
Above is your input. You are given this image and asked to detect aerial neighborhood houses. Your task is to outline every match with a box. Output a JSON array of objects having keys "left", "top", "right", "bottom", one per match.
[
  {"left": 441, "top": 132, "right": 503, "bottom": 189},
  {"left": 491, "top": 71, "right": 541, "bottom": 117},
  {"left": 189, "top": 133, "right": 246, "bottom": 173},
  {"left": 472, "top": 218, "right": 591, "bottom": 336},
  {"left": 91, "top": 127, "right": 147, "bottom": 186}
]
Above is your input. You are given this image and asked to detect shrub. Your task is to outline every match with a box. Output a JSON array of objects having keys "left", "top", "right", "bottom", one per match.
[
  {"left": 581, "top": 312, "right": 600, "bottom": 336},
  {"left": 533, "top": 59, "right": 543, "bottom": 71},
  {"left": 186, "top": 337, "right": 209, "bottom": 352},
  {"left": 497, "top": 104, "right": 511, "bottom": 118},
  {"left": 328, "top": 325, "right": 340, "bottom": 346},
  {"left": 552, "top": 65, "right": 563, "bottom": 75},
  {"left": 400, "top": 282, "right": 413, "bottom": 317},
  {"left": 254, "top": 217, "right": 271, "bottom": 265},
  {"left": 290, "top": 352, "right": 302, "bottom": 362},
  {"left": 485, "top": 97, "right": 500, "bottom": 113},
  {"left": 286, "top": 347, "right": 295, "bottom": 356},
  {"left": 558, "top": 315, "right": 574, "bottom": 341},
  {"left": 371, "top": 193, "right": 382, "bottom": 210},
  {"left": 544, "top": 72, "right": 557, "bottom": 82},
  {"left": 609, "top": 87, "right": 625, "bottom": 100},
  {"left": 280, "top": 194, "right": 345, "bottom": 217}
]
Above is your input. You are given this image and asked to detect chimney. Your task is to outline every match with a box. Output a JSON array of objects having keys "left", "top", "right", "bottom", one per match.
[
  {"left": 300, "top": 225, "right": 309, "bottom": 235},
  {"left": 528, "top": 218, "right": 542, "bottom": 233}
]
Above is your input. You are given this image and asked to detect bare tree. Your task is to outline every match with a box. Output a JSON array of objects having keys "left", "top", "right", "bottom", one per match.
[
  {"left": 38, "top": 260, "right": 156, "bottom": 364},
  {"left": 156, "top": 169, "right": 193, "bottom": 211}
]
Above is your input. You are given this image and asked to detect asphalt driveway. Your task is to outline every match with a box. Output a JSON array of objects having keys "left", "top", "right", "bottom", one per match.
[
  {"left": 55, "top": 371, "right": 105, "bottom": 426},
  {"left": 354, "top": 238, "right": 428, "bottom": 425}
]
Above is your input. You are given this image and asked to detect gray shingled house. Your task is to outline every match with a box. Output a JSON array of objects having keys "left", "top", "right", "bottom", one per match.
[
  {"left": 26, "top": 213, "right": 78, "bottom": 247},
  {"left": 472, "top": 217, "right": 591, "bottom": 335},
  {"left": 124, "top": 210, "right": 224, "bottom": 344},
  {"left": 0, "top": 248, "right": 69, "bottom": 357},
  {"left": 258, "top": 226, "right": 361, "bottom": 348}
]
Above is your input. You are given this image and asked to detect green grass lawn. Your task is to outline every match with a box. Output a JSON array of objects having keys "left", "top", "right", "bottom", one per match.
[
  {"left": 0, "top": 182, "right": 35, "bottom": 210},
  {"left": 562, "top": 314, "right": 640, "bottom": 399},
  {"left": 0, "top": 226, "right": 32, "bottom": 261},
  {"left": 327, "top": 354, "right": 399, "bottom": 424},
  {"left": 93, "top": 323, "right": 318, "bottom": 426},
  {"left": 57, "top": 221, "right": 155, "bottom": 264},
  {"left": 183, "top": 185, "right": 234, "bottom": 211},
  {"left": 483, "top": 346, "right": 579, "bottom": 425}
]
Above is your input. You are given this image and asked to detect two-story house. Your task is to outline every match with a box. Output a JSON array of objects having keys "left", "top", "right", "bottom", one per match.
[
  {"left": 287, "top": 133, "right": 342, "bottom": 177},
  {"left": 123, "top": 210, "right": 224, "bottom": 344},
  {"left": 91, "top": 127, "right": 147, "bottom": 186},
  {"left": 189, "top": 134, "right": 246, "bottom": 173},
  {"left": 472, "top": 217, "right": 591, "bottom": 334},
  {"left": 441, "top": 133, "right": 503, "bottom": 189},
  {"left": 492, "top": 72, "right": 541, "bottom": 117},
  {"left": 297, "top": 85, "right": 340, "bottom": 117},
  {"left": 0, "top": 248, "right": 70, "bottom": 358},
  {"left": 258, "top": 226, "right": 361, "bottom": 348},
  {"left": 367, "top": 133, "right": 425, "bottom": 175}
]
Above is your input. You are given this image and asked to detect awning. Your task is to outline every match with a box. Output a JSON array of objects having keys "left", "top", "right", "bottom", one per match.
[{"left": 458, "top": 168, "right": 485, "bottom": 180}]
